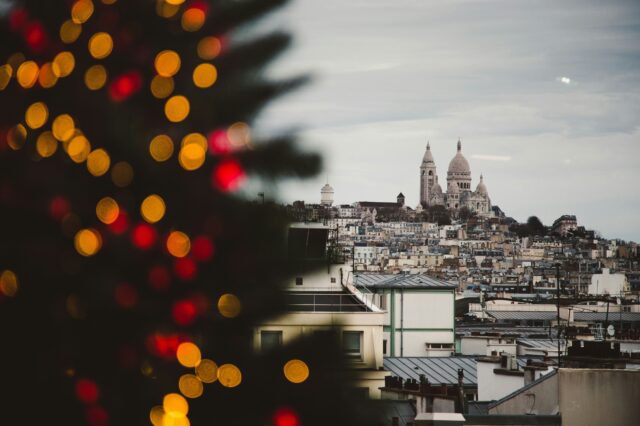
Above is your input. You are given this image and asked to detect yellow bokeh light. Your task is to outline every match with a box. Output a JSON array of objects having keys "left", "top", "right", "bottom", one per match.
[
  {"left": 7, "top": 124, "right": 27, "bottom": 150},
  {"left": 74, "top": 228, "right": 102, "bottom": 257},
  {"left": 164, "top": 95, "right": 190, "bottom": 122},
  {"left": 86, "top": 148, "right": 111, "bottom": 176},
  {"left": 53, "top": 52, "right": 75, "bottom": 77},
  {"left": 154, "top": 50, "right": 181, "bottom": 78},
  {"left": 0, "top": 64, "right": 12, "bottom": 90},
  {"left": 227, "top": 122, "right": 251, "bottom": 149},
  {"left": 38, "top": 62, "right": 60, "bottom": 88},
  {"left": 181, "top": 133, "right": 207, "bottom": 150},
  {"left": 140, "top": 194, "right": 166, "bottom": 223},
  {"left": 150, "top": 75, "right": 174, "bottom": 99},
  {"left": 149, "top": 406, "right": 164, "bottom": 426},
  {"left": 174, "top": 417, "right": 190, "bottom": 426},
  {"left": 192, "top": 63, "right": 217, "bottom": 88},
  {"left": 0, "top": 270, "right": 19, "bottom": 297},
  {"left": 163, "top": 393, "right": 189, "bottom": 419},
  {"left": 178, "top": 374, "right": 203, "bottom": 399},
  {"left": 60, "top": 19, "right": 82, "bottom": 43},
  {"left": 283, "top": 359, "right": 310, "bottom": 384},
  {"left": 96, "top": 197, "right": 119, "bottom": 224},
  {"left": 52, "top": 114, "right": 75, "bottom": 141},
  {"left": 85, "top": 65, "right": 107, "bottom": 90},
  {"left": 217, "top": 364, "right": 242, "bottom": 388},
  {"left": 165, "top": 0, "right": 186, "bottom": 5},
  {"left": 156, "top": 0, "right": 180, "bottom": 19},
  {"left": 111, "top": 161, "right": 134, "bottom": 187},
  {"left": 217, "top": 293, "right": 242, "bottom": 318},
  {"left": 176, "top": 342, "right": 201, "bottom": 368},
  {"left": 166, "top": 231, "right": 190, "bottom": 258},
  {"left": 197, "top": 37, "right": 221, "bottom": 60},
  {"left": 178, "top": 144, "right": 205, "bottom": 171},
  {"left": 195, "top": 359, "right": 218, "bottom": 383},
  {"left": 71, "top": 0, "right": 94, "bottom": 24},
  {"left": 149, "top": 134, "right": 174, "bottom": 162},
  {"left": 88, "top": 32, "right": 113, "bottom": 59},
  {"left": 16, "top": 60, "right": 39, "bottom": 88},
  {"left": 181, "top": 8, "right": 205, "bottom": 32},
  {"left": 36, "top": 131, "right": 58, "bottom": 158},
  {"left": 25, "top": 102, "right": 49, "bottom": 129},
  {"left": 67, "top": 135, "right": 91, "bottom": 163}
]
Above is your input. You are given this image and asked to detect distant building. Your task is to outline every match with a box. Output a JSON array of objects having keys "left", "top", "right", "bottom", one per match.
[
  {"left": 551, "top": 215, "right": 578, "bottom": 236},
  {"left": 419, "top": 141, "right": 492, "bottom": 216},
  {"left": 589, "top": 268, "right": 629, "bottom": 295},
  {"left": 320, "top": 182, "right": 334, "bottom": 206}
]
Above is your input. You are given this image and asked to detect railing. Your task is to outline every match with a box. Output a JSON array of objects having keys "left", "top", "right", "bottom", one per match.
[{"left": 285, "top": 293, "right": 371, "bottom": 312}]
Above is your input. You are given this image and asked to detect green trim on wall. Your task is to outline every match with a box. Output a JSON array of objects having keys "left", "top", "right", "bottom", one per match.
[
  {"left": 383, "top": 326, "right": 391, "bottom": 332},
  {"left": 390, "top": 289, "right": 396, "bottom": 356},
  {"left": 394, "top": 328, "right": 454, "bottom": 332}
]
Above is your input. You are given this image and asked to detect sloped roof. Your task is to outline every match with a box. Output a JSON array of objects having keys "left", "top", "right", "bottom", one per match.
[
  {"left": 384, "top": 357, "right": 477, "bottom": 385},
  {"left": 574, "top": 312, "right": 640, "bottom": 322},
  {"left": 354, "top": 274, "right": 457, "bottom": 290},
  {"left": 487, "top": 311, "right": 557, "bottom": 321}
]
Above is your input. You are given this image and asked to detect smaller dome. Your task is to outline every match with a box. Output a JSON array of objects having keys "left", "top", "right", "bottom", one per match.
[
  {"left": 321, "top": 183, "right": 334, "bottom": 193},
  {"left": 432, "top": 182, "right": 443, "bottom": 194},
  {"left": 476, "top": 174, "right": 488, "bottom": 195},
  {"left": 422, "top": 142, "right": 434, "bottom": 164}
]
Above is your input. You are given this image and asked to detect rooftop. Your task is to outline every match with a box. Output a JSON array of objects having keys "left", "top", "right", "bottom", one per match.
[{"left": 354, "top": 273, "right": 457, "bottom": 289}]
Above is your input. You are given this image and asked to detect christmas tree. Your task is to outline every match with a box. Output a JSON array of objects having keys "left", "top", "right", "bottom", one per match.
[{"left": 0, "top": 1, "right": 379, "bottom": 425}]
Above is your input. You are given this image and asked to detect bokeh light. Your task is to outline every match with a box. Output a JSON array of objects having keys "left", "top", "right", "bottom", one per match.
[
  {"left": 172, "top": 299, "right": 197, "bottom": 325},
  {"left": 71, "top": 0, "right": 94, "bottom": 24},
  {"left": 192, "top": 236, "right": 214, "bottom": 261},
  {"left": 273, "top": 407, "right": 300, "bottom": 426},
  {"left": 149, "top": 134, "right": 174, "bottom": 161},
  {"left": 96, "top": 197, "right": 119, "bottom": 224},
  {"left": 140, "top": 194, "right": 166, "bottom": 223},
  {"left": 86, "top": 148, "right": 111, "bottom": 176},
  {"left": 52, "top": 114, "right": 75, "bottom": 141},
  {"left": 163, "top": 393, "right": 189, "bottom": 419},
  {"left": 227, "top": 122, "right": 251, "bottom": 149},
  {"left": 49, "top": 196, "right": 71, "bottom": 221},
  {"left": 36, "top": 131, "right": 58, "bottom": 158},
  {"left": 85, "top": 65, "right": 107, "bottom": 90},
  {"left": 150, "top": 75, "right": 174, "bottom": 98},
  {"left": 0, "top": 270, "right": 19, "bottom": 297},
  {"left": 192, "top": 63, "right": 217, "bottom": 89},
  {"left": 111, "top": 161, "right": 134, "bottom": 187},
  {"left": 88, "top": 32, "right": 113, "bottom": 59},
  {"left": 212, "top": 159, "right": 246, "bottom": 192},
  {"left": 53, "top": 51, "right": 75, "bottom": 77},
  {"left": 166, "top": 0, "right": 186, "bottom": 5},
  {"left": 0, "top": 64, "right": 12, "bottom": 90},
  {"left": 174, "top": 257, "right": 197, "bottom": 281},
  {"left": 181, "top": 132, "right": 207, "bottom": 151},
  {"left": 75, "top": 378, "right": 99, "bottom": 404},
  {"left": 131, "top": 223, "right": 157, "bottom": 250},
  {"left": 195, "top": 359, "right": 218, "bottom": 383},
  {"left": 149, "top": 406, "right": 164, "bottom": 426},
  {"left": 108, "top": 71, "right": 142, "bottom": 102},
  {"left": 166, "top": 231, "right": 190, "bottom": 258},
  {"left": 7, "top": 124, "right": 27, "bottom": 150},
  {"left": 109, "top": 210, "right": 129, "bottom": 234},
  {"left": 283, "top": 359, "right": 310, "bottom": 384},
  {"left": 178, "top": 144, "right": 205, "bottom": 171},
  {"left": 25, "top": 102, "right": 48, "bottom": 129},
  {"left": 156, "top": 0, "right": 181, "bottom": 19},
  {"left": 181, "top": 8, "right": 205, "bottom": 32},
  {"left": 67, "top": 135, "right": 91, "bottom": 163},
  {"left": 179, "top": 374, "right": 203, "bottom": 399},
  {"left": 154, "top": 50, "right": 181, "bottom": 77},
  {"left": 38, "top": 63, "right": 59, "bottom": 88},
  {"left": 165, "top": 95, "right": 190, "bottom": 122},
  {"left": 217, "top": 364, "right": 242, "bottom": 388},
  {"left": 74, "top": 228, "right": 102, "bottom": 256},
  {"left": 85, "top": 406, "right": 108, "bottom": 426},
  {"left": 16, "top": 60, "right": 39, "bottom": 88},
  {"left": 148, "top": 264, "right": 171, "bottom": 291},
  {"left": 176, "top": 342, "right": 201, "bottom": 368},
  {"left": 217, "top": 293, "right": 241, "bottom": 318},
  {"left": 60, "top": 19, "right": 82, "bottom": 43},
  {"left": 197, "top": 37, "right": 221, "bottom": 60}
]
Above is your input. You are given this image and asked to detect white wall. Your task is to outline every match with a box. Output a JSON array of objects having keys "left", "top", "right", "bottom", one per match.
[
  {"left": 393, "top": 292, "right": 453, "bottom": 329},
  {"left": 477, "top": 360, "right": 525, "bottom": 401},
  {"left": 589, "top": 268, "right": 628, "bottom": 295}
]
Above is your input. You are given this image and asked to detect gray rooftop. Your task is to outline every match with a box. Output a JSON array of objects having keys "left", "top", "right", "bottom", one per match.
[
  {"left": 487, "top": 311, "right": 558, "bottom": 321},
  {"left": 517, "top": 338, "right": 566, "bottom": 351},
  {"left": 574, "top": 312, "right": 640, "bottom": 323},
  {"left": 355, "top": 274, "right": 457, "bottom": 290}
]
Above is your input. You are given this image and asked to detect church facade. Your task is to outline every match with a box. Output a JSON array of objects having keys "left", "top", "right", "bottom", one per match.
[{"left": 419, "top": 140, "right": 491, "bottom": 216}]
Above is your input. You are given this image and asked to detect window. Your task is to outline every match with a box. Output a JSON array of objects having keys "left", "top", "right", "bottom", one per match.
[
  {"left": 261, "top": 330, "right": 282, "bottom": 352},
  {"left": 330, "top": 277, "right": 336, "bottom": 283},
  {"left": 383, "top": 339, "right": 387, "bottom": 355},
  {"left": 343, "top": 331, "right": 363, "bottom": 359},
  {"left": 295, "top": 277, "right": 303, "bottom": 286}
]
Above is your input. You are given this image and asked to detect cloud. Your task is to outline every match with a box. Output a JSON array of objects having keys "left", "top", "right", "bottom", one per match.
[{"left": 471, "top": 154, "right": 512, "bottom": 161}]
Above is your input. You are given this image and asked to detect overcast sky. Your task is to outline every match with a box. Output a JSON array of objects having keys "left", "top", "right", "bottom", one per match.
[{"left": 252, "top": 0, "right": 640, "bottom": 242}]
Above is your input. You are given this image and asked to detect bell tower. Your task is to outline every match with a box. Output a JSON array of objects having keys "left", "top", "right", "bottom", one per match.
[{"left": 420, "top": 142, "right": 438, "bottom": 206}]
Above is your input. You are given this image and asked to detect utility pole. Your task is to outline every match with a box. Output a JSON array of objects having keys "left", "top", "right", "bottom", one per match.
[{"left": 556, "top": 263, "right": 561, "bottom": 365}]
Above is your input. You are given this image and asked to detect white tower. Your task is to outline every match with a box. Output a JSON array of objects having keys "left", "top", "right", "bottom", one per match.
[
  {"left": 419, "top": 142, "right": 438, "bottom": 206},
  {"left": 320, "top": 182, "right": 334, "bottom": 206}
]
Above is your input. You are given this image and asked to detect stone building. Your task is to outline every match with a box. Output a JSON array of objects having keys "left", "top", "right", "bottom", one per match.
[{"left": 419, "top": 140, "right": 492, "bottom": 216}]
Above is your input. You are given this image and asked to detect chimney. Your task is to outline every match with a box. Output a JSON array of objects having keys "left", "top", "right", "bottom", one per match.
[{"left": 457, "top": 368, "right": 466, "bottom": 414}]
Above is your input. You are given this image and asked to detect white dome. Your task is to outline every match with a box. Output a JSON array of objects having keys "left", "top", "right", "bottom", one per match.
[
  {"left": 422, "top": 142, "right": 434, "bottom": 164},
  {"left": 476, "top": 174, "right": 488, "bottom": 195},
  {"left": 448, "top": 140, "right": 471, "bottom": 175},
  {"left": 321, "top": 183, "right": 334, "bottom": 193}
]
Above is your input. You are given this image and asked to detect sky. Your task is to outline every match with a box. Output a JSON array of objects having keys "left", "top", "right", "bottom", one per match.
[{"left": 251, "top": 0, "right": 640, "bottom": 241}]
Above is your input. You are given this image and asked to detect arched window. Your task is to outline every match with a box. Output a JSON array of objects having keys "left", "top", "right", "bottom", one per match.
[{"left": 428, "top": 170, "right": 433, "bottom": 176}]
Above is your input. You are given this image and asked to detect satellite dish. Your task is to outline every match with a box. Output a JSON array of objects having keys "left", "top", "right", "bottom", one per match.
[{"left": 607, "top": 325, "right": 615, "bottom": 336}]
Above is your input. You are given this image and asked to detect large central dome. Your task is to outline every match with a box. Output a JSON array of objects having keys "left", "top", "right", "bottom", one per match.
[{"left": 448, "top": 140, "right": 471, "bottom": 174}]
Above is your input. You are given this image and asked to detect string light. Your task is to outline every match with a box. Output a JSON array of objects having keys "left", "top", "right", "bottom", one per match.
[
  {"left": 217, "top": 293, "right": 241, "bottom": 318},
  {"left": 88, "top": 32, "right": 113, "bottom": 59},
  {"left": 85, "top": 65, "right": 107, "bottom": 90},
  {"left": 283, "top": 359, "right": 310, "bottom": 384},
  {"left": 179, "top": 374, "right": 203, "bottom": 399},
  {"left": 86, "top": 148, "right": 111, "bottom": 176},
  {"left": 178, "top": 144, "right": 205, "bottom": 171},
  {"left": 16, "top": 60, "right": 39, "bottom": 88},
  {"left": 67, "top": 135, "right": 91, "bottom": 163},
  {"left": 140, "top": 194, "right": 166, "bottom": 223},
  {"left": 165, "top": 95, "right": 190, "bottom": 122},
  {"left": 7, "top": 124, "right": 27, "bottom": 150},
  {"left": 60, "top": 19, "right": 82, "bottom": 43},
  {"left": 150, "top": 75, "right": 174, "bottom": 98},
  {"left": 192, "top": 63, "right": 217, "bottom": 88},
  {"left": 0, "top": 64, "right": 12, "bottom": 90},
  {"left": 166, "top": 231, "right": 190, "bottom": 258},
  {"left": 154, "top": 50, "right": 181, "bottom": 77},
  {"left": 96, "top": 197, "right": 119, "bottom": 224},
  {"left": 71, "top": 0, "right": 95, "bottom": 24},
  {"left": 74, "top": 228, "right": 102, "bottom": 256},
  {"left": 197, "top": 37, "right": 221, "bottom": 60},
  {"left": 0, "top": 270, "right": 19, "bottom": 297},
  {"left": 217, "top": 364, "right": 242, "bottom": 388},
  {"left": 163, "top": 393, "right": 189, "bottom": 419},
  {"left": 195, "top": 359, "right": 218, "bottom": 383},
  {"left": 52, "top": 114, "right": 75, "bottom": 141},
  {"left": 181, "top": 8, "right": 205, "bottom": 32},
  {"left": 149, "top": 134, "right": 174, "bottom": 161},
  {"left": 111, "top": 161, "right": 134, "bottom": 187},
  {"left": 38, "top": 63, "right": 59, "bottom": 88},
  {"left": 53, "top": 51, "right": 75, "bottom": 77},
  {"left": 25, "top": 102, "right": 49, "bottom": 129},
  {"left": 36, "top": 131, "right": 58, "bottom": 157}
]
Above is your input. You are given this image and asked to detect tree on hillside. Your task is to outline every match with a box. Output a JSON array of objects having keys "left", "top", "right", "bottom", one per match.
[{"left": 0, "top": 1, "right": 374, "bottom": 425}]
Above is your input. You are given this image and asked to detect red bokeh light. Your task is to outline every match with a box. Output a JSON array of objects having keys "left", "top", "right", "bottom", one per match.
[
  {"left": 49, "top": 196, "right": 70, "bottom": 221},
  {"left": 8, "top": 9, "right": 28, "bottom": 32},
  {"left": 146, "top": 332, "right": 188, "bottom": 359},
  {"left": 172, "top": 300, "right": 197, "bottom": 326},
  {"left": 108, "top": 71, "right": 143, "bottom": 102},
  {"left": 212, "top": 159, "right": 246, "bottom": 192},
  {"left": 75, "top": 378, "right": 100, "bottom": 404},
  {"left": 131, "top": 223, "right": 157, "bottom": 250},
  {"left": 24, "top": 21, "right": 48, "bottom": 53},
  {"left": 109, "top": 211, "right": 129, "bottom": 235},
  {"left": 85, "top": 406, "right": 109, "bottom": 426},
  {"left": 114, "top": 283, "right": 138, "bottom": 309},
  {"left": 192, "top": 236, "right": 215, "bottom": 262},
  {"left": 207, "top": 130, "right": 231, "bottom": 154},
  {"left": 189, "top": 0, "right": 210, "bottom": 14},
  {"left": 174, "top": 257, "right": 197, "bottom": 281},
  {"left": 148, "top": 264, "right": 171, "bottom": 291},
  {"left": 273, "top": 407, "right": 300, "bottom": 426}
]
